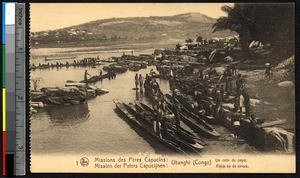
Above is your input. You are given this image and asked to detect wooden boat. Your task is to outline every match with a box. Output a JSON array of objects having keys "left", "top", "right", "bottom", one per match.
[
  {"left": 172, "top": 93, "right": 215, "bottom": 124},
  {"left": 165, "top": 94, "right": 215, "bottom": 124},
  {"left": 151, "top": 74, "right": 169, "bottom": 80},
  {"left": 103, "top": 65, "right": 128, "bottom": 73},
  {"left": 80, "top": 73, "right": 110, "bottom": 83},
  {"left": 144, "top": 89, "right": 157, "bottom": 102},
  {"left": 128, "top": 102, "right": 202, "bottom": 155},
  {"left": 135, "top": 101, "right": 204, "bottom": 145},
  {"left": 144, "top": 85, "right": 218, "bottom": 138},
  {"left": 179, "top": 106, "right": 220, "bottom": 138},
  {"left": 164, "top": 94, "right": 220, "bottom": 138},
  {"left": 44, "top": 55, "right": 77, "bottom": 61},
  {"left": 113, "top": 100, "right": 188, "bottom": 156}
]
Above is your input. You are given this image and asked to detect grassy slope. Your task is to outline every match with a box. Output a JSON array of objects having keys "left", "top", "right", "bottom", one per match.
[{"left": 31, "top": 13, "right": 235, "bottom": 48}]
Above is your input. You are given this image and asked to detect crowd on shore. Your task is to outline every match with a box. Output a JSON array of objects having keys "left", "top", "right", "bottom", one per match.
[{"left": 136, "top": 64, "right": 256, "bottom": 139}]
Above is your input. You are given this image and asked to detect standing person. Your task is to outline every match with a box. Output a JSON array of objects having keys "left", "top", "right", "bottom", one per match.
[
  {"left": 135, "top": 73, "right": 139, "bottom": 89},
  {"left": 170, "top": 68, "right": 174, "bottom": 79},
  {"left": 225, "top": 74, "right": 233, "bottom": 94},
  {"left": 144, "top": 74, "right": 150, "bottom": 90},
  {"left": 235, "top": 67, "right": 239, "bottom": 77},
  {"left": 208, "top": 68, "right": 213, "bottom": 80},
  {"left": 158, "top": 91, "right": 164, "bottom": 103},
  {"left": 213, "top": 85, "right": 221, "bottom": 105},
  {"left": 195, "top": 91, "right": 204, "bottom": 107},
  {"left": 199, "top": 69, "right": 204, "bottom": 80},
  {"left": 159, "top": 101, "right": 166, "bottom": 116},
  {"left": 231, "top": 64, "right": 236, "bottom": 77},
  {"left": 160, "top": 116, "right": 168, "bottom": 139},
  {"left": 152, "top": 80, "right": 160, "bottom": 95},
  {"left": 242, "top": 90, "right": 251, "bottom": 118},
  {"left": 213, "top": 103, "right": 223, "bottom": 121},
  {"left": 153, "top": 111, "right": 161, "bottom": 138},
  {"left": 99, "top": 69, "right": 103, "bottom": 76},
  {"left": 225, "top": 66, "right": 232, "bottom": 77},
  {"left": 231, "top": 111, "right": 241, "bottom": 139},
  {"left": 220, "top": 85, "right": 225, "bottom": 98},
  {"left": 265, "top": 63, "right": 273, "bottom": 78},
  {"left": 238, "top": 91, "right": 245, "bottom": 113},
  {"left": 174, "top": 105, "right": 182, "bottom": 131},
  {"left": 139, "top": 74, "right": 143, "bottom": 90},
  {"left": 235, "top": 74, "right": 244, "bottom": 94},
  {"left": 84, "top": 69, "right": 91, "bottom": 80},
  {"left": 150, "top": 69, "right": 155, "bottom": 76}
]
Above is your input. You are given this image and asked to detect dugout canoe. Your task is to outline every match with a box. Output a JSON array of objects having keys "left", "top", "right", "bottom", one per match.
[
  {"left": 44, "top": 55, "right": 77, "bottom": 61},
  {"left": 164, "top": 94, "right": 220, "bottom": 138},
  {"left": 80, "top": 73, "right": 110, "bottom": 83},
  {"left": 135, "top": 101, "right": 205, "bottom": 145},
  {"left": 113, "top": 99, "right": 188, "bottom": 156},
  {"left": 128, "top": 102, "right": 203, "bottom": 155},
  {"left": 172, "top": 93, "right": 215, "bottom": 124}
]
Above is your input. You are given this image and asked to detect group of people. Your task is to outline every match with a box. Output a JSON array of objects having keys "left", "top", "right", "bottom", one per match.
[
  {"left": 168, "top": 64, "right": 254, "bottom": 139},
  {"left": 145, "top": 79, "right": 177, "bottom": 139},
  {"left": 32, "top": 56, "right": 101, "bottom": 70},
  {"left": 144, "top": 74, "right": 160, "bottom": 95},
  {"left": 34, "top": 62, "right": 65, "bottom": 68}
]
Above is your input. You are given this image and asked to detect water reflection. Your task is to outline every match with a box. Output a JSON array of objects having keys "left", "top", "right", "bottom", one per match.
[{"left": 45, "top": 102, "right": 90, "bottom": 126}]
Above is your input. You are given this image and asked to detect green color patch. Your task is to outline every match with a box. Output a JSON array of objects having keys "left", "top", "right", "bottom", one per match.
[{"left": 2, "top": 45, "right": 5, "bottom": 87}]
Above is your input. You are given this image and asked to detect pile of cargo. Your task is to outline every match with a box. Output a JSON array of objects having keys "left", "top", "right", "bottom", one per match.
[{"left": 31, "top": 81, "right": 108, "bottom": 106}]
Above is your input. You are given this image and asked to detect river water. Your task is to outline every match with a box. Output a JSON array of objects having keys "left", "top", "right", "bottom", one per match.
[
  {"left": 31, "top": 47, "right": 155, "bottom": 66},
  {"left": 30, "top": 47, "right": 175, "bottom": 156}
]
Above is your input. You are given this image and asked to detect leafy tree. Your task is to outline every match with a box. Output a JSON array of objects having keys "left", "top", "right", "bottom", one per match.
[
  {"left": 212, "top": 4, "right": 252, "bottom": 57},
  {"left": 212, "top": 3, "right": 294, "bottom": 58}
]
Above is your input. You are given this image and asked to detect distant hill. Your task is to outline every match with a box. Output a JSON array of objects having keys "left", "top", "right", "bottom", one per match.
[{"left": 31, "top": 12, "right": 235, "bottom": 47}]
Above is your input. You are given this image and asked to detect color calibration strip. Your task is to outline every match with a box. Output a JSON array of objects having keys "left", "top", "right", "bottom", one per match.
[
  {"left": 2, "top": 2, "right": 26, "bottom": 176},
  {"left": 3, "top": 2, "right": 16, "bottom": 176}
]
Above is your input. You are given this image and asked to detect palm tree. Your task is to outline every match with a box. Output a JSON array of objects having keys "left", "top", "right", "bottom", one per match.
[
  {"left": 213, "top": 4, "right": 294, "bottom": 59},
  {"left": 212, "top": 4, "right": 253, "bottom": 58}
]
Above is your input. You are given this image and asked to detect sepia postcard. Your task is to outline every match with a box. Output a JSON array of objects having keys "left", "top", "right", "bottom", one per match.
[{"left": 29, "top": 3, "right": 295, "bottom": 173}]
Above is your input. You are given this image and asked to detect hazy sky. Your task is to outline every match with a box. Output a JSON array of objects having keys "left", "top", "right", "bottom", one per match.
[{"left": 30, "top": 3, "right": 233, "bottom": 32}]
